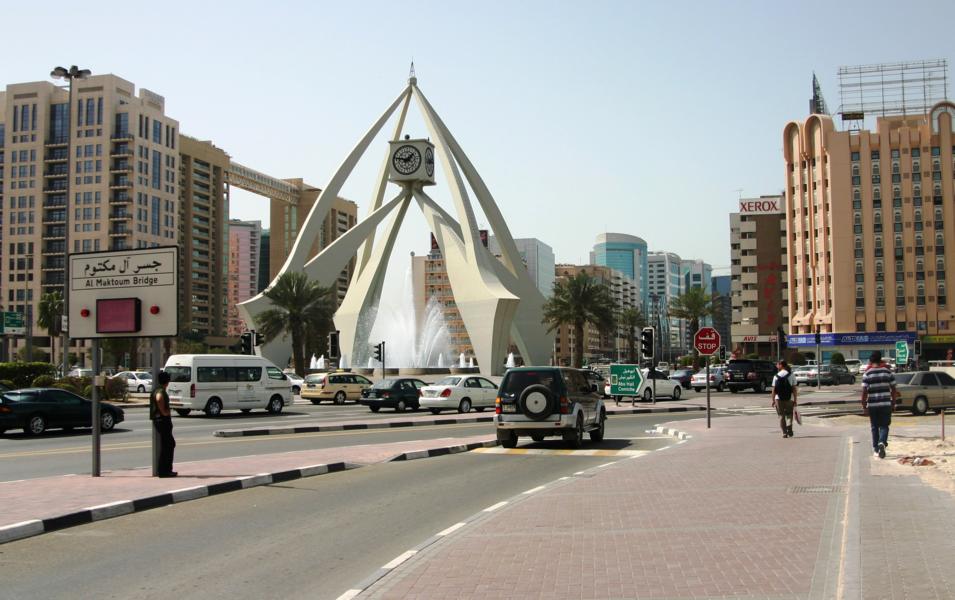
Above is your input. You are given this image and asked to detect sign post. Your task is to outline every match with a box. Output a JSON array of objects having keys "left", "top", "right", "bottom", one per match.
[
  {"left": 694, "top": 327, "right": 721, "bottom": 429},
  {"left": 895, "top": 340, "right": 909, "bottom": 367},
  {"left": 68, "top": 246, "right": 179, "bottom": 477},
  {"left": 610, "top": 364, "right": 644, "bottom": 404}
]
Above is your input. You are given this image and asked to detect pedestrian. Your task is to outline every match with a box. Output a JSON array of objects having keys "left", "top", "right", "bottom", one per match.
[
  {"left": 771, "top": 360, "right": 797, "bottom": 437},
  {"left": 151, "top": 371, "right": 177, "bottom": 477},
  {"left": 861, "top": 351, "right": 897, "bottom": 459}
]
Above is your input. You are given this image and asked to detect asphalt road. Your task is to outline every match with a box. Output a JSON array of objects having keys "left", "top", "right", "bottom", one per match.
[{"left": 0, "top": 412, "right": 694, "bottom": 600}]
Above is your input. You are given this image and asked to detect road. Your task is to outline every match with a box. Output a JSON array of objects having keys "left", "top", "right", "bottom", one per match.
[{"left": 0, "top": 412, "right": 699, "bottom": 600}]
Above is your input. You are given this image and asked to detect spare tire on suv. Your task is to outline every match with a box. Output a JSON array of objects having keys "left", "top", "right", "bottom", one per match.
[{"left": 520, "top": 384, "right": 555, "bottom": 420}]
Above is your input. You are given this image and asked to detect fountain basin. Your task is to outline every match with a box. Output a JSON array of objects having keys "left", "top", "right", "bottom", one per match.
[
  {"left": 399, "top": 367, "right": 452, "bottom": 376},
  {"left": 449, "top": 366, "right": 480, "bottom": 374}
]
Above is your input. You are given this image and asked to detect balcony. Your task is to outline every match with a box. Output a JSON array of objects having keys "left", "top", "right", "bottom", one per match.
[
  {"left": 111, "top": 132, "right": 134, "bottom": 141},
  {"left": 43, "top": 210, "right": 66, "bottom": 224},
  {"left": 110, "top": 160, "right": 132, "bottom": 174},
  {"left": 44, "top": 166, "right": 69, "bottom": 178},
  {"left": 45, "top": 149, "right": 69, "bottom": 162},
  {"left": 109, "top": 209, "right": 131, "bottom": 220},
  {"left": 43, "top": 182, "right": 68, "bottom": 192},
  {"left": 42, "top": 275, "right": 65, "bottom": 286},
  {"left": 111, "top": 192, "right": 132, "bottom": 203},
  {"left": 110, "top": 144, "right": 133, "bottom": 157},
  {"left": 44, "top": 136, "right": 69, "bottom": 147},
  {"left": 109, "top": 177, "right": 132, "bottom": 189},
  {"left": 44, "top": 195, "right": 67, "bottom": 208},
  {"left": 45, "top": 226, "right": 66, "bottom": 239},
  {"left": 43, "top": 242, "right": 66, "bottom": 255},
  {"left": 109, "top": 226, "right": 130, "bottom": 237},
  {"left": 43, "top": 257, "right": 65, "bottom": 271}
]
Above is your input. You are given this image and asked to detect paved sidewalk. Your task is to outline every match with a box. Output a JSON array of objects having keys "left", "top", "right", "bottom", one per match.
[
  {"left": 358, "top": 413, "right": 955, "bottom": 599},
  {"left": 0, "top": 435, "right": 495, "bottom": 544}
]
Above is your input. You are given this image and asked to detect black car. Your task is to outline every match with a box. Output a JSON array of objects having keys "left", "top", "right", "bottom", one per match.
[
  {"left": 724, "top": 359, "right": 777, "bottom": 393},
  {"left": 0, "top": 388, "right": 125, "bottom": 435},
  {"left": 360, "top": 378, "right": 428, "bottom": 412},
  {"left": 669, "top": 369, "right": 694, "bottom": 389}
]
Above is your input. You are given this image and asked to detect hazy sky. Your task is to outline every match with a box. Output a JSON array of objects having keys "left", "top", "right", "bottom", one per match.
[{"left": 6, "top": 0, "right": 955, "bottom": 278}]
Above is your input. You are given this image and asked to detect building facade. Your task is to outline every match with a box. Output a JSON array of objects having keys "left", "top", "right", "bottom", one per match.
[
  {"left": 783, "top": 103, "right": 955, "bottom": 361},
  {"left": 488, "top": 236, "right": 555, "bottom": 298},
  {"left": 711, "top": 274, "right": 733, "bottom": 352},
  {"left": 226, "top": 219, "right": 261, "bottom": 336},
  {"left": 0, "top": 75, "right": 179, "bottom": 363},
  {"left": 729, "top": 195, "right": 788, "bottom": 359},
  {"left": 590, "top": 233, "right": 648, "bottom": 310},
  {"left": 647, "top": 251, "right": 684, "bottom": 358}
]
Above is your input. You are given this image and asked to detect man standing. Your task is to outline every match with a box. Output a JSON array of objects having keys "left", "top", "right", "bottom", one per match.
[
  {"left": 151, "top": 371, "right": 177, "bottom": 477},
  {"left": 771, "top": 360, "right": 797, "bottom": 438},
  {"left": 861, "top": 351, "right": 897, "bottom": 459}
]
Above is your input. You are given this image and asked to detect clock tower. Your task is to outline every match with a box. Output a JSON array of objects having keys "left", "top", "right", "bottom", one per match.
[{"left": 388, "top": 136, "right": 435, "bottom": 185}]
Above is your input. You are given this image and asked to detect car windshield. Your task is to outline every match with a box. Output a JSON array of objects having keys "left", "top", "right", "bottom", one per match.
[
  {"left": 434, "top": 377, "right": 461, "bottom": 386},
  {"left": 164, "top": 367, "right": 191, "bottom": 383},
  {"left": 894, "top": 373, "right": 915, "bottom": 385},
  {"left": 500, "top": 370, "right": 561, "bottom": 397},
  {"left": 727, "top": 361, "right": 753, "bottom": 371},
  {"left": 305, "top": 374, "right": 325, "bottom": 383},
  {"left": 372, "top": 379, "right": 398, "bottom": 389},
  {"left": 134, "top": 372, "right": 152, "bottom": 379},
  {"left": 673, "top": 370, "right": 692, "bottom": 376}
]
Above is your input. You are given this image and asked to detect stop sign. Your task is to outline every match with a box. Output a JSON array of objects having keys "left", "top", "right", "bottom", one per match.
[{"left": 694, "top": 327, "right": 721, "bottom": 355}]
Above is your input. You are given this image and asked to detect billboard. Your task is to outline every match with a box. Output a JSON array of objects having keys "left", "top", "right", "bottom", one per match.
[{"left": 738, "top": 197, "right": 783, "bottom": 215}]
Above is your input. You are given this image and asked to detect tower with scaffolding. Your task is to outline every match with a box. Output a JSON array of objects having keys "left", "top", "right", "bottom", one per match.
[{"left": 837, "top": 59, "right": 949, "bottom": 130}]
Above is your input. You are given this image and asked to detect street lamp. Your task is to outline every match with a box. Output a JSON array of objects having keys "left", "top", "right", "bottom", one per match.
[{"left": 50, "top": 65, "right": 91, "bottom": 374}]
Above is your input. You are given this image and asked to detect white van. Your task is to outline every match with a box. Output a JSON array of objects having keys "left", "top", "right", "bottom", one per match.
[{"left": 163, "top": 354, "right": 293, "bottom": 416}]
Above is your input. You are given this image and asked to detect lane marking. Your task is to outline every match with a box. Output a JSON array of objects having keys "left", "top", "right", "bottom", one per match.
[
  {"left": 336, "top": 590, "right": 362, "bottom": 600},
  {"left": 522, "top": 485, "right": 546, "bottom": 495},
  {"left": 596, "top": 462, "right": 614, "bottom": 468},
  {"left": 382, "top": 550, "right": 417, "bottom": 569},
  {"left": 836, "top": 436, "right": 854, "bottom": 599},
  {"left": 437, "top": 522, "right": 466, "bottom": 536},
  {"left": 472, "top": 447, "right": 648, "bottom": 457},
  {"left": 483, "top": 501, "right": 508, "bottom": 512}
]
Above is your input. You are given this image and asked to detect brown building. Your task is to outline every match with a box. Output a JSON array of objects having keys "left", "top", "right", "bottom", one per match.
[
  {"left": 783, "top": 101, "right": 955, "bottom": 360},
  {"left": 729, "top": 195, "right": 788, "bottom": 358}
]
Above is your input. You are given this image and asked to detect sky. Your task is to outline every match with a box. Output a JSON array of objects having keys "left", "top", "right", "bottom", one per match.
[{"left": 5, "top": 0, "right": 955, "bottom": 279}]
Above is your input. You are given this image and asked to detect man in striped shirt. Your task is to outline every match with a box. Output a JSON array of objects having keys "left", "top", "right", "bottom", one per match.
[{"left": 861, "top": 351, "right": 897, "bottom": 459}]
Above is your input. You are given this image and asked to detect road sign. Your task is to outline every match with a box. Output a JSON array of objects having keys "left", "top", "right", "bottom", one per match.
[
  {"left": 2, "top": 312, "right": 25, "bottom": 335},
  {"left": 694, "top": 327, "right": 720, "bottom": 355},
  {"left": 895, "top": 340, "right": 909, "bottom": 363},
  {"left": 610, "top": 364, "right": 643, "bottom": 397}
]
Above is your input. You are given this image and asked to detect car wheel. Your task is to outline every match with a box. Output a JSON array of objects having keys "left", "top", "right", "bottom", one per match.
[
  {"left": 429, "top": 408, "right": 441, "bottom": 415},
  {"left": 498, "top": 430, "right": 518, "bottom": 448},
  {"left": 396, "top": 400, "right": 407, "bottom": 412},
  {"left": 292, "top": 386, "right": 301, "bottom": 395},
  {"left": 100, "top": 411, "right": 116, "bottom": 431},
  {"left": 175, "top": 409, "right": 192, "bottom": 417},
  {"left": 370, "top": 406, "right": 380, "bottom": 413},
  {"left": 241, "top": 409, "right": 252, "bottom": 414},
  {"left": 643, "top": 388, "right": 653, "bottom": 402},
  {"left": 672, "top": 386, "right": 681, "bottom": 400},
  {"left": 137, "top": 385, "right": 145, "bottom": 393},
  {"left": 0, "top": 429, "right": 5, "bottom": 435},
  {"left": 475, "top": 406, "right": 485, "bottom": 412},
  {"left": 850, "top": 377, "right": 856, "bottom": 385},
  {"left": 334, "top": 391, "right": 347, "bottom": 405},
  {"left": 205, "top": 398, "right": 223, "bottom": 417},
  {"left": 730, "top": 387, "right": 739, "bottom": 393},
  {"left": 26, "top": 414, "right": 46, "bottom": 435},
  {"left": 530, "top": 434, "right": 545, "bottom": 442},
  {"left": 755, "top": 380, "right": 766, "bottom": 394},
  {"left": 310, "top": 399, "right": 322, "bottom": 405},
  {"left": 912, "top": 396, "right": 929, "bottom": 416},
  {"left": 563, "top": 414, "right": 584, "bottom": 449},
  {"left": 717, "top": 382, "right": 724, "bottom": 392},
  {"left": 267, "top": 395, "right": 284, "bottom": 414},
  {"left": 694, "top": 387, "right": 702, "bottom": 393},
  {"left": 589, "top": 409, "right": 606, "bottom": 442},
  {"left": 458, "top": 398, "right": 471, "bottom": 414}
]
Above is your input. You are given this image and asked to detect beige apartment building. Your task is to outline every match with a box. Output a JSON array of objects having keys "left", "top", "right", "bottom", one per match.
[
  {"left": 729, "top": 195, "right": 788, "bottom": 358},
  {"left": 0, "top": 75, "right": 179, "bottom": 362},
  {"left": 783, "top": 101, "right": 955, "bottom": 359},
  {"left": 226, "top": 219, "right": 261, "bottom": 337}
]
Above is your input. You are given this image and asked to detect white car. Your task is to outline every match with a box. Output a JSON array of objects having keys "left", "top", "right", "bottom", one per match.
[
  {"left": 605, "top": 368, "right": 682, "bottom": 401},
  {"left": 115, "top": 371, "right": 153, "bottom": 393},
  {"left": 419, "top": 375, "right": 499, "bottom": 414},
  {"left": 690, "top": 367, "right": 725, "bottom": 392},
  {"left": 285, "top": 372, "right": 304, "bottom": 395}
]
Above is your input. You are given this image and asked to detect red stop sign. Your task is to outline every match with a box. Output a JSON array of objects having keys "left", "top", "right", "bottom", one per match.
[{"left": 694, "top": 327, "right": 721, "bottom": 355}]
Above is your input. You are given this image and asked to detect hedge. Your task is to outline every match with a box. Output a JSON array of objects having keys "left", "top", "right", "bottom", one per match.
[{"left": 0, "top": 362, "right": 57, "bottom": 389}]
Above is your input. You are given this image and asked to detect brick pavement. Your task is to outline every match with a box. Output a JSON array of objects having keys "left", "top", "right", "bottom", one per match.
[{"left": 360, "top": 413, "right": 955, "bottom": 599}]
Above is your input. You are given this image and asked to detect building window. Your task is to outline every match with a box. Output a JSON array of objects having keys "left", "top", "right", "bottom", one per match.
[{"left": 856, "top": 322, "right": 867, "bottom": 332}]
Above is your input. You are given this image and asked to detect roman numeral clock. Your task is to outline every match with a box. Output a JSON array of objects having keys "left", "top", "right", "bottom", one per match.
[{"left": 388, "top": 136, "right": 435, "bottom": 185}]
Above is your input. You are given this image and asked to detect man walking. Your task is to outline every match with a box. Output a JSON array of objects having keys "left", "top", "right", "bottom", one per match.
[
  {"left": 151, "top": 371, "right": 177, "bottom": 477},
  {"left": 771, "top": 360, "right": 797, "bottom": 438},
  {"left": 861, "top": 351, "right": 897, "bottom": 459}
]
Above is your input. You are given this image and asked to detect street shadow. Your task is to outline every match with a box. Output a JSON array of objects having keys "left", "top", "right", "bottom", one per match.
[
  {"left": 0, "top": 427, "right": 132, "bottom": 440},
  {"left": 175, "top": 410, "right": 310, "bottom": 419}
]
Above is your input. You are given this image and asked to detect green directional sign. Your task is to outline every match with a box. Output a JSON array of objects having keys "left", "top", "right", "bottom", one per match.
[
  {"left": 610, "top": 364, "right": 643, "bottom": 397},
  {"left": 2, "top": 312, "right": 25, "bottom": 335},
  {"left": 895, "top": 340, "right": 909, "bottom": 363}
]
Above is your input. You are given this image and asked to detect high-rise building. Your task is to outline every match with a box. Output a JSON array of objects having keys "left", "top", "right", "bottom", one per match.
[
  {"left": 711, "top": 275, "right": 733, "bottom": 351},
  {"left": 257, "top": 229, "right": 270, "bottom": 294},
  {"left": 647, "top": 251, "right": 684, "bottom": 357},
  {"left": 488, "top": 236, "right": 555, "bottom": 297},
  {"left": 729, "top": 196, "right": 788, "bottom": 358},
  {"left": 590, "top": 233, "right": 648, "bottom": 310},
  {"left": 226, "top": 219, "right": 261, "bottom": 336},
  {"left": 783, "top": 101, "right": 955, "bottom": 360},
  {"left": 0, "top": 75, "right": 179, "bottom": 362}
]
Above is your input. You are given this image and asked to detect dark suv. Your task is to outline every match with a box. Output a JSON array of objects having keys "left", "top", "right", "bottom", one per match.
[
  {"left": 725, "top": 359, "right": 777, "bottom": 393},
  {"left": 495, "top": 367, "right": 605, "bottom": 449}
]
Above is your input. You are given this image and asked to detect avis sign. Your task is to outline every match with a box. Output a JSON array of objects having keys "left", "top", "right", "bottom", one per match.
[{"left": 694, "top": 327, "right": 721, "bottom": 356}]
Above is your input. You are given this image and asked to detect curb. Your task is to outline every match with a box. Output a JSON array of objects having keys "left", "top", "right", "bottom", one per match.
[
  {"left": 213, "top": 415, "right": 497, "bottom": 437},
  {"left": 389, "top": 439, "right": 498, "bottom": 461},
  {"left": 654, "top": 425, "right": 692, "bottom": 440},
  {"left": 0, "top": 461, "right": 355, "bottom": 545},
  {"left": 608, "top": 405, "right": 707, "bottom": 415}
]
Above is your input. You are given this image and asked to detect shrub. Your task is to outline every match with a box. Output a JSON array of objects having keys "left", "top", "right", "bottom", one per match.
[
  {"left": 0, "top": 362, "right": 57, "bottom": 389},
  {"left": 83, "top": 384, "right": 92, "bottom": 398},
  {"left": 53, "top": 382, "right": 81, "bottom": 394},
  {"left": 830, "top": 352, "right": 846, "bottom": 365},
  {"left": 32, "top": 375, "right": 56, "bottom": 387},
  {"left": 0, "top": 379, "right": 14, "bottom": 389}
]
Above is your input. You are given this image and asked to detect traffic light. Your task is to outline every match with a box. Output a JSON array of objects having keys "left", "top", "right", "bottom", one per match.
[
  {"left": 718, "top": 345, "right": 726, "bottom": 362},
  {"left": 328, "top": 330, "right": 340, "bottom": 359},
  {"left": 814, "top": 330, "right": 821, "bottom": 346},
  {"left": 372, "top": 342, "right": 384, "bottom": 362},
  {"left": 777, "top": 326, "right": 787, "bottom": 351},
  {"left": 240, "top": 332, "right": 253, "bottom": 355},
  {"left": 253, "top": 331, "right": 263, "bottom": 347},
  {"left": 913, "top": 340, "right": 922, "bottom": 355},
  {"left": 640, "top": 327, "right": 654, "bottom": 360}
]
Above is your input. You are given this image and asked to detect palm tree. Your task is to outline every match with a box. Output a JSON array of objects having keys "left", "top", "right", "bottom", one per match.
[
  {"left": 253, "top": 272, "right": 336, "bottom": 376},
  {"left": 543, "top": 272, "right": 616, "bottom": 368},
  {"left": 618, "top": 306, "right": 647, "bottom": 364},
  {"left": 37, "top": 291, "right": 63, "bottom": 367},
  {"left": 668, "top": 287, "right": 715, "bottom": 367}
]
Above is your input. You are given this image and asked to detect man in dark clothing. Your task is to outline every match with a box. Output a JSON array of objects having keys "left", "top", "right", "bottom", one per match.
[
  {"left": 771, "top": 360, "right": 797, "bottom": 438},
  {"left": 861, "top": 351, "right": 897, "bottom": 459},
  {"left": 151, "top": 371, "right": 176, "bottom": 477}
]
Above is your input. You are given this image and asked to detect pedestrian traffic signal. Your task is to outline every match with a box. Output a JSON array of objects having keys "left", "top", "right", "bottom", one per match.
[
  {"left": 913, "top": 340, "right": 922, "bottom": 355},
  {"left": 240, "top": 331, "right": 253, "bottom": 355},
  {"left": 640, "top": 327, "right": 654, "bottom": 360},
  {"left": 372, "top": 341, "right": 384, "bottom": 362},
  {"left": 328, "top": 330, "right": 341, "bottom": 359}
]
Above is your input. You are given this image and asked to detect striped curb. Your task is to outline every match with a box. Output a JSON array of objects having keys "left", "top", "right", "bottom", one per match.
[
  {"left": 654, "top": 425, "right": 692, "bottom": 440},
  {"left": 389, "top": 439, "right": 499, "bottom": 461},
  {"left": 213, "top": 415, "right": 497, "bottom": 437},
  {"left": 607, "top": 405, "right": 708, "bottom": 416}
]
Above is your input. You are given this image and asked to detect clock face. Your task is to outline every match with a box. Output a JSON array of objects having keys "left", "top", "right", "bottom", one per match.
[
  {"left": 392, "top": 145, "right": 422, "bottom": 175},
  {"left": 424, "top": 147, "right": 434, "bottom": 177}
]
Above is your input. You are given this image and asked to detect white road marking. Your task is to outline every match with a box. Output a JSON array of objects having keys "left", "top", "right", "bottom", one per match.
[
  {"left": 437, "top": 522, "right": 466, "bottom": 536},
  {"left": 335, "top": 589, "right": 362, "bottom": 600},
  {"left": 483, "top": 501, "right": 508, "bottom": 512},
  {"left": 522, "top": 485, "right": 546, "bottom": 495},
  {"left": 382, "top": 550, "right": 417, "bottom": 569}
]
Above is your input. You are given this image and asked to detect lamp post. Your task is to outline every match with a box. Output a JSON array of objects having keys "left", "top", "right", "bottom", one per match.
[{"left": 50, "top": 65, "right": 91, "bottom": 375}]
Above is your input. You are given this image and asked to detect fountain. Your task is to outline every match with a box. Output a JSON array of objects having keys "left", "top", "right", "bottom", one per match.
[
  {"left": 339, "top": 353, "right": 349, "bottom": 371},
  {"left": 310, "top": 354, "right": 318, "bottom": 369},
  {"left": 505, "top": 352, "right": 515, "bottom": 368},
  {"left": 459, "top": 353, "right": 467, "bottom": 368},
  {"left": 437, "top": 354, "right": 445, "bottom": 368},
  {"left": 316, "top": 355, "right": 326, "bottom": 370}
]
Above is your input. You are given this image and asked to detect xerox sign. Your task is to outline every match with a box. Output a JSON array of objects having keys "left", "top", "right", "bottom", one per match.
[{"left": 738, "top": 197, "right": 783, "bottom": 214}]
